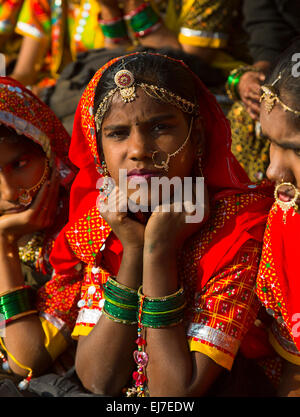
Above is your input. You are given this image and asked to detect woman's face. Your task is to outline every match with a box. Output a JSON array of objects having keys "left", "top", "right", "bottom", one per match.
[
  {"left": 100, "top": 88, "right": 200, "bottom": 207},
  {"left": 260, "top": 99, "right": 300, "bottom": 210},
  {"left": 0, "top": 126, "right": 46, "bottom": 214}
]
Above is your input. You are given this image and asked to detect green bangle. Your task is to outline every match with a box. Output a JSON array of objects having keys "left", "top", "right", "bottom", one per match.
[
  {"left": 99, "top": 17, "right": 128, "bottom": 41},
  {"left": 103, "top": 277, "right": 139, "bottom": 304},
  {"left": 138, "top": 286, "right": 186, "bottom": 328},
  {"left": 0, "top": 286, "right": 36, "bottom": 321},
  {"left": 125, "top": 4, "right": 160, "bottom": 38},
  {"left": 102, "top": 277, "right": 139, "bottom": 324},
  {"left": 103, "top": 300, "right": 137, "bottom": 324},
  {"left": 226, "top": 65, "right": 261, "bottom": 101}
]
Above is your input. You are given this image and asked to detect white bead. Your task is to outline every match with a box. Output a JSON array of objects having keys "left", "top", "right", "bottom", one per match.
[
  {"left": 18, "top": 379, "right": 29, "bottom": 390},
  {"left": 2, "top": 361, "right": 10, "bottom": 372},
  {"left": 88, "top": 286, "right": 96, "bottom": 295},
  {"left": 98, "top": 299, "right": 105, "bottom": 308},
  {"left": 77, "top": 299, "right": 86, "bottom": 308},
  {"left": 92, "top": 267, "right": 100, "bottom": 274}
]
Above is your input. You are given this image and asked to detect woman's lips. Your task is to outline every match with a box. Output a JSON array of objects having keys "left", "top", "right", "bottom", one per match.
[
  {"left": 278, "top": 191, "right": 292, "bottom": 202},
  {"left": 277, "top": 191, "right": 300, "bottom": 207},
  {"left": 127, "top": 169, "right": 162, "bottom": 181}
]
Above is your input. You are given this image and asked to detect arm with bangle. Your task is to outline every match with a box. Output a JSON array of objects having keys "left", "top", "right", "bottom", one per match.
[
  {"left": 226, "top": 62, "right": 270, "bottom": 120},
  {"left": 98, "top": 0, "right": 180, "bottom": 50},
  {"left": 140, "top": 242, "right": 222, "bottom": 397},
  {"left": 0, "top": 233, "right": 52, "bottom": 385},
  {"left": 75, "top": 246, "right": 143, "bottom": 396}
]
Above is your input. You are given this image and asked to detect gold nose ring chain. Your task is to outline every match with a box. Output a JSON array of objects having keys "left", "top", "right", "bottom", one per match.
[{"left": 151, "top": 118, "right": 194, "bottom": 172}]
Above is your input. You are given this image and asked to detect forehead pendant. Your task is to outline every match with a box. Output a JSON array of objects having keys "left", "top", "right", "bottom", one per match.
[
  {"left": 260, "top": 85, "right": 278, "bottom": 114},
  {"left": 114, "top": 69, "right": 136, "bottom": 103}
]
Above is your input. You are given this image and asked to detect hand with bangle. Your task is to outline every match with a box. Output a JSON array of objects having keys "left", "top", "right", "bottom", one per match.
[
  {"left": 98, "top": 0, "right": 179, "bottom": 50},
  {"left": 226, "top": 62, "right": 269, "bottom": 120}
]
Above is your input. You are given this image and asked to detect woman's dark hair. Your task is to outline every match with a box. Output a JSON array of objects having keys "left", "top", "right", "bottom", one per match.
[
  {"left": 266, "top": 36, "right": 300, "bottom": 128},
  {"left": 93, "top": 52, "right": 201, "bottom": 121}
]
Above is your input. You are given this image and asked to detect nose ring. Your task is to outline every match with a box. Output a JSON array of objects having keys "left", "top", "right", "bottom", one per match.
[{"left": 274, "top": 181, "right": 299, "bottom": 223}]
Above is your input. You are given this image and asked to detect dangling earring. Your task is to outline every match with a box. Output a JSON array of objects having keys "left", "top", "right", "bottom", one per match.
[
  {"left": 96, "top": 160, "right": 109, "bottom": 177},
  {"left": 96, "top": 160, "right": 114, "bottom": 203},
  {"left": 18, "top": 158, "right": 50, "bottom": 206},
  {"left": 274, "top": 181, "right": 299, "bottom": 224}
]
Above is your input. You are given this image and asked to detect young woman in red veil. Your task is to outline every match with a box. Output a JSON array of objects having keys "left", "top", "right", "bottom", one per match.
[
  {"left": 49, "top": 52, "right": 275, "bottom": 396},
  {"left": 0, "top": 77, "right": 80, "bottom": 389},
  {"left": 252, "top": 40, "right": 300, "bottom": 397}
]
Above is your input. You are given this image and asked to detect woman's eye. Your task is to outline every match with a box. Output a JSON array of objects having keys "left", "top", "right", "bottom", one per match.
[
  {"left": 13, "top": 159, "right": 28, "bottom": 169},
  {"left": 106, "top": 130, "right": 128, "bottom": 139},
  {"left": 294, "top": 149, "right": 300, "bottom": 157},
  {"left": 152, "top": 124, "right": 172, "bottom": 135}
]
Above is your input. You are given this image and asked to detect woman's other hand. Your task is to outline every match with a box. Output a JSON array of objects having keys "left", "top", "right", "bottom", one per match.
[
  {"left": 98, "top": 184, "right": 145, "bottom": 250},
  {"left": 144, "top": 183, "right": 209, "bottom": 255},
  {"left": 238, "top": 71, "right": 266, "bottom": 120},
  {"left": 0, "top": 168, "right": 60, "bottom": 243}
]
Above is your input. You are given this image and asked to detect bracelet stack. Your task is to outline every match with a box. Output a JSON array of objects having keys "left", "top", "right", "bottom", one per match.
[
  {"left": 226, "top": 65, "right": 261, "bottom": 101},
  {"left": 124, "top": 2, "right": 161, "bottom": 39},
  {"left": 0, "top": 285, "right": 37, "bottom": 390},
  {"left": 102, "top": 277, "right": 186, "bottom": 397},
  {"left": 99, "top": 3, "right": 161, "bottom": 44},
  {"left": 0, "top": 285, "right": 37, "bottom": 324},
  {"left": 102, "top": 277, "right": 138, "bottom": 324},
  {"left": 130, "top": 286, "right": 186, "bottom": 397},
  {"left": 137, "top": 286, "right": 186, "bottom": 328},
  {"left": 98, "top": 15, "right": 129, "bottom": 45}
]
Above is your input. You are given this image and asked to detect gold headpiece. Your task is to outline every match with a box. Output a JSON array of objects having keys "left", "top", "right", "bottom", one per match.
[
  {"left": 260, "top": 72, "right": 300, "bottom": 116},
  {"left": 95, "top": 69, "right": 198, "bottom": 132}
]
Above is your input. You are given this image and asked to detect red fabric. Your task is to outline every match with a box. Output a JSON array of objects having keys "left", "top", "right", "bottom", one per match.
[
  {"left": 0, "top": 76, "right": 75, "bottom": 180},
  {"left": 0, "top": 76, "right": 76, "bottom": 269},
  {"left": 269, "top": 208, "right": 300, "bottom": 350},
  {"left": 50, "top": 53, "right": 273, "bottom": 285}
]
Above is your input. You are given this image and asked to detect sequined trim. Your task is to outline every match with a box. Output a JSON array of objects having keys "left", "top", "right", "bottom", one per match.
[
  {"left": 271, "top": 321, "right": 300, "bottom": 356},
  {"left": 0, "top": 110, "right": 52, "bottom": 159},
  {"left": 40, "top": 312, "right": 71, "bottom": 340},
  {"left": 180, "top": 27, "right": 228, "bottom": 40},
  {"left": 186, "top": 323, "right": 240, "bottom": 355},
  {"left": 16, "top": 21, "right": 44, "bottom": 39}
]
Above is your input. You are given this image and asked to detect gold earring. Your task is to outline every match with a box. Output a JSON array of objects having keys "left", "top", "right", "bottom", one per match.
[{"left": 274, "top": 181, "right": 299, "bottom": 224}]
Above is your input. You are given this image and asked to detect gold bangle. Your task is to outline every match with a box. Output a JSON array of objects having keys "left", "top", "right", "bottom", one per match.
[
  {"left": 107, "top": 276, "right": 139, "bottom": 294},
  {"left": 138, "top": 285, "right": 184, "bottom": 301}
]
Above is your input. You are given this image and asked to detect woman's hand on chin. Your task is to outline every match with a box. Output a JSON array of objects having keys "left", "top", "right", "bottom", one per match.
[
  {"left": 0, "top": 168, "right": 59, "bottom": 244},
  {"left": 144, "top": 183, "right": 210, "bottom": 255},
  {"left": 98, "top": 185, "right": 145, "bottom": 251}
]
